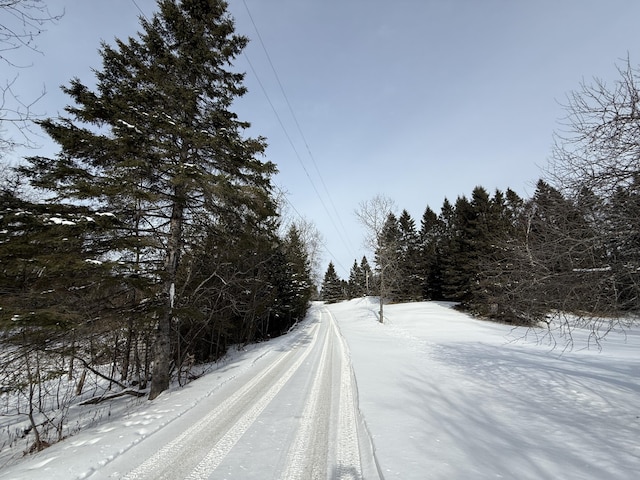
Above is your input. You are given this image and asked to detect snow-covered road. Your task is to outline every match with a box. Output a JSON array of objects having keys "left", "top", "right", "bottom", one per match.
[{"left": 94, "top": 306, "right": 379, "bottom": 480}]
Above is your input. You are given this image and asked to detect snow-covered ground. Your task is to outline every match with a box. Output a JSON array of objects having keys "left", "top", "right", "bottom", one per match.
[
  {"left": 0, "top": 299, "right": 638, "bottom": 479},
  {"left": 328, "top": 298, "right": 640, "bottom": 479}
]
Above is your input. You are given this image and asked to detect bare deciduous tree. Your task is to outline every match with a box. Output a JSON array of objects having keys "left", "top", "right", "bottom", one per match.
[
  {"left": 548, "top": 58, "right": 640, "bottom": 196},
  {"left": 355, "top": 194, "right": 397, "bottom": 322},
  {"left": 0, "top": 0, "right": 62, "bottom": 151},
  {"left": 528, "top": 58, "right": 640, "bottom": 343}
]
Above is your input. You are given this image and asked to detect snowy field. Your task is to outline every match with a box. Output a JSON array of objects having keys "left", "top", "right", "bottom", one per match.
[
  {"left": 328, "top": 298, "right": 640, "bottom": 479},
  {"left": 0, "top": 299, "right": 638, "bottom": 479}
]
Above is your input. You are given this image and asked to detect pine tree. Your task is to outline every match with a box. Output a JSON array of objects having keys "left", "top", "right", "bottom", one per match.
[
  {"left": 359, "top": 256, "right": 373, "bottom": 296},
  {"left": 397, "top": 209, "right": 421, "bottom": 301},
  {"left": 19, "top": 0, "right": 277, "bottom": 399},
  {"left": 418, "top": 205, "right": 443, "bottom": 300},
  {"left": 320, "top": 262, "right": 343, "bottom": 303},
  {"left": 440, "top": 195, "right": 473, "bottom": 302},
  {"left": 0, "top": 191, "right": 118, "bottom": 332},
  {"left": 280, "top": 224, "right": 314, "bottom": 321},
  {"left": 607, "top": 180, "right": 639, "bottom": 311},
  {"left": 347, "top": 260, "right": 364, "bottom": 299}
]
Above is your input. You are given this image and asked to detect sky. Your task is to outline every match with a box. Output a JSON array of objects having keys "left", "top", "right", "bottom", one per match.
[{"left": 4, "top": 0, "right": 640, "bottom": 277}]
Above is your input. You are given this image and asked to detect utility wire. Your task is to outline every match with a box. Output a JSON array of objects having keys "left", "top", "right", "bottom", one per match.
[
  {"left": 240, "top": 0, "right": 358, "bottom": 263},
  {"left": 274, "top": 186, "right": 348, "bottom": 275},
  {"left": 130, "top": 0, "right": 148, "bottom": 20},
  {"left": 242, "top": 52, "right": 349, "bottom": 275}
]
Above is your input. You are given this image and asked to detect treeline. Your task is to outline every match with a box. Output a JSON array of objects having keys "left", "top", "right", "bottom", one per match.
[
  {"left": 323, "top": 62, "right": 640, "bottom": 326},
  {"left": 0, "top": 0, "right": 314, "bottom": 448},
  {"left": 323, "top": 180, "right": 637, "bottom": 325}
]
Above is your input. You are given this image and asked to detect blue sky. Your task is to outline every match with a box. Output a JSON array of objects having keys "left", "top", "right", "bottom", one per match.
[{"left": 4, "top": 0, "right": 640, "bottom": 277}]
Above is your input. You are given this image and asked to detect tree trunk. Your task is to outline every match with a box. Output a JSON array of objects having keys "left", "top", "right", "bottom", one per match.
[
  {"left": 149, "top": 193, "right": 184, "bottom": 400},
  {"left": 379, "top": 267, "right": 384, "bottom": 323}
]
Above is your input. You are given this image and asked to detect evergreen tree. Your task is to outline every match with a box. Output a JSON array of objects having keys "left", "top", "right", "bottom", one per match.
[
  {"left": 347, "top": 259, "right": 364, "bottom": 299},
  {"left": 488, "top": 180, "right": 609, "bottom": 323},
  {"left": 441, "top": 195, "right": 474, "bottom": 302},
  {"left": 397, "top": 209, "right": 421, "bottom": 301},
  {"left": 375, "top": 213, "right": 402, "bottom": 303},
  {"left": 435, "top": 198, "right": 455, "bottom": 300},
  {"left": 0, "top": 191, "right": 120, "bottom": 333},
  {"left": 480, "top": 188, "right": 526, "bottom": 319},
  {"left": 418, "top": 205, "right": 443, "bottom": 300},
  {"left": 359, "top": 256, "right": 373, "bottom": 296},
  {"left": 606, "top": 180, "right": 639, "bottom": 311},
  {"left": 280, "top": 224, "right": 314, "bottom": 321},
  {"left": 320, "top": 262, "right": 343, "bottom": 303},
  {"left": 439, "top": 187, "right": 510, "bottom": 309},
  {"left": 19, "top": 0, "right": 277, "bottom": 399}
]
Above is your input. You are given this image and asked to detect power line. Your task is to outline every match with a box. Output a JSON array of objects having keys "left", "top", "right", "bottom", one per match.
[
  {"left": 130, "top": 0, "right": 148, "bottom": 20},
  {"left": 240, "top": 0, "right": 358, "bottom": 267},
  {"left": 242, "top": 52, "right": 351, "bottom": 274},
  {"left": 274, "top": 186, "right": 349, "bottom": 275},
  {"left": 241, "top": 3, "right": 356, "bottom": 254}
]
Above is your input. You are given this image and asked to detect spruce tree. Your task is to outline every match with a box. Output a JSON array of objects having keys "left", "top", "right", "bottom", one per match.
[
  {"left": 320, "top": 262, "right": 343, "bottom": 303},
  {"left": 359, "top": 256, "right": 373, "bottom": 296},
  {"left": 280, "top": 224, "right": 314, "bottom": 321},
  {"left": 441, "top": 195, "right": 474, "bottom": 302},
  {"left": 608, "top": 180, "right": 640, "bottom": 311},
  {"left": 418, "top": 205, "right": 443, "bottom": 300},
  {"left": 19, "top": 0, "right": 276, "bottom": 399},
  {"left": 376, "top": 213, "right": 401, "bottom": 295},
  {"left": 347, "top": 260, "right": 364, "bottom": 299},
  {"left": 397, "top": 209, "right": 421, "bottom": 301}
]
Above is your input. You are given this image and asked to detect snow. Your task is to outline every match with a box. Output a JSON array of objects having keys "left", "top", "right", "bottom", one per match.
[
  {"left": 1, "top": 299, "right": 638, "bottom": 479},
  {"left": 116, "top": 119, "right": 142, "bottom": 134},
  {"left": 47, "top": 217, "right": 76, "bottom": 226},
  {"left": 328, "top": 299, "right": 640, "bottom": 479}
]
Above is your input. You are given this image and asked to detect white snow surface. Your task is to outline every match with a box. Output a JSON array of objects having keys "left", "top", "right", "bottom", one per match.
[{"left": 0, "top": 299, "right": 638, "bottom": 479}]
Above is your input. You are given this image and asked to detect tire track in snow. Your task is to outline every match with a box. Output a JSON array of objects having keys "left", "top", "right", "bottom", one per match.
[
  {"left": 122, "top": 322, "right": 320, "bottom": 480},
  {"left": 328, "top": 306, "right": 385, "bottom": 480},
  {"left": 332, "top": 314, "right": 363, "bottom": 480},
  {"left": 185, "top": 323, "right": 322, "bottom": 479},
  {"left": 281, "top": 314, "right": 333, "bottom": 479},
  {"left": 282, "top": 308, "right": 365, "bottom": 479}
]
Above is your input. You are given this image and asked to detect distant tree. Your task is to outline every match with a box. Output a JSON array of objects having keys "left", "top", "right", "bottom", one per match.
[
  {"left": 607, "top": 179, "right": 640, "bottom": 311},
  {"left": 478, "top": 188, "right": 526, "bottom": 320},
  {"left": 18, "top": 0, "right": 277, "bottom": 400},
  {"left": 466, "top": 186, "right": 504, "bottom": 310},
  {"left": 436, "top": 187, "right": 520, "bottom": 312},
  {"left": 355, "top": 194, "right": 397, "bottom": 251},
  {"left": 355, "top": 194, "right": 396, "bottom": 321},
  {"left": 397, "top": 209, "right": 422, "bottom": 301},
  {"left": 372, "top": 212, "right": 404, "bottom": 319},
  {"left": 440, "top": 195, "right": 473, "bottom": 302},
  {"left": 359, "top": 256, "right": 373, "bottom": 296},
  {"left": 320, "top": 262, "right": 344, "bottom": 303},
  {"left": 418, "top": 205, "right": 444, "bottom": 300},
  {"left": 293, "top": 218, "right": 324, "bottom": 289},
  {"left": 485, "top": 180, "right": 608, "bottom": 325},
  {"left": 279, "top": 224, "right": 314, "bottom": 321},
  {"left": 279, "top": 214, "right": 324, "bottom": 289},
  {"left": 346, "top": 256, "right": 372, "bottom": 298},
  {"left": 347, "top": 259, "right": 364, "bottom": 299}
]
